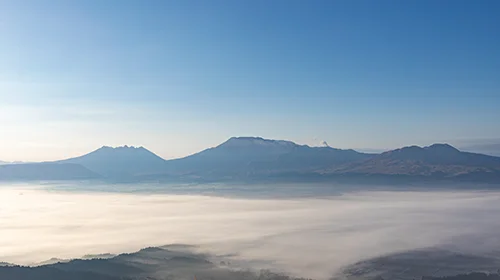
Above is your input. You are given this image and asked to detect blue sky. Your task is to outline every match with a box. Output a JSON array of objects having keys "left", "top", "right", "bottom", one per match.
[{"left": 1, "top": 0, "right": 499, "bottom": 161}]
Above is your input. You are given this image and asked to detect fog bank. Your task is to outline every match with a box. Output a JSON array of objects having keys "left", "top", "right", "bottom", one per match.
[{"left": 1, "top": 185, "right": 499, "bottom": 279}]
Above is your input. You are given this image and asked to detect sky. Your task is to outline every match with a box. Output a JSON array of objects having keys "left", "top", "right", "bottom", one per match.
[{"left": 1, "top": 0, "right": 499, "bottom": 161}]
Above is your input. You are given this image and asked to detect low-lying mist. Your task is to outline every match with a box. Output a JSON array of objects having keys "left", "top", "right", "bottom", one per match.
[{"left": 1, "top": 184, "right": 500, "bottom": 279}]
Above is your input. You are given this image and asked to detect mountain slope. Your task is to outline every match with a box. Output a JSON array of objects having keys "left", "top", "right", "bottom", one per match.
[
  {"left": 58, "top": 146, "right": 166, "bottom": 178},
  {"left": 162, "top": 137, "right": 372, "bottom": 178},
  {"left": 0, "top": 163, "right": 99, "bottom": 180},
  {"left": 260, "top": 146, "right": 370, "bottom": 171},
  {"left": 328, "top": 144, "right": 500, "bottom": 180}
]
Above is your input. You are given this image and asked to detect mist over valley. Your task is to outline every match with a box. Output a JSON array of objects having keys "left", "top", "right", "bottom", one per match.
[{"left": 1, "top": 183, "right": 500, "bottom": 279}]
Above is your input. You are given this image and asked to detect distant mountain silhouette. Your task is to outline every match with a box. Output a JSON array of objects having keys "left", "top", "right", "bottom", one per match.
[
  {"left": 1, "top": 138, "right": 500, "bottom": 183},
  {"left": 329, "top": 143, "right": 500, "bottom": 181},
  {"left": 58, "top": 146, "right": 167, "bottom": 178},
  {"left": 0, "top": 163, "right": 99, "bottom": 180},
  {"left": 162, "top": 137, "right": 371, "bottom": 179}
]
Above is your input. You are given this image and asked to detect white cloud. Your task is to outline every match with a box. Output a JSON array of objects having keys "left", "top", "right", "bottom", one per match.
[{"left": 0, "top": 186, "right": 499, "bottom": 279}]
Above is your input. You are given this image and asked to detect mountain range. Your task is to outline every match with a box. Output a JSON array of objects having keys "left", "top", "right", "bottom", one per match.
[{"left": 1, "top": 137, "right": 500, "bottom": 183}]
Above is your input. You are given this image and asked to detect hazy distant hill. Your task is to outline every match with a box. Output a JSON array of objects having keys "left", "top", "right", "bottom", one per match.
[
  {"left": 58, "top": 146, "right": 167, "bottom": 178},
  {"left": 0, "top": 246, "right": 310, "bottom": 280},
  {"left": 162, "top": 137, "right": 372, "bottom": 179},
  {"left": 0, "top": 163, "right": 99, "bottom": 181},
  {"left": 339, "top": 248, "right": 500, "bottom": 280},
  {"left": 328, "top": 144, "right": 500, "bottom": 181},
  {"left": 1, "top": 246, "right": 497, "bottom": 280}
]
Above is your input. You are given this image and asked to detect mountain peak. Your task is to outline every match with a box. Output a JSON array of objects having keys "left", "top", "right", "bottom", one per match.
[
  {"left": 219, "top": 136, "right": 298, "bottom": 148},
  {"left": 385, "top": 145, "right": 421, "bottom": 153},
  {"left": 387, "top": 144, "right": 460, "bottom": 155},
  {"left": 59, "top": 145, "right": 165, "bottom": 177},
  {"left": 425, "top": 143, "right": 460, "bottom": 152},
  {"left": 381, "top": 143, "right": 462, "bottom": 160},
  {"left": 99, "top": 145, "right": 145, "bottom": 150},
  {"left": 88, "top": 146, "right": 158, "bottom": 159}
]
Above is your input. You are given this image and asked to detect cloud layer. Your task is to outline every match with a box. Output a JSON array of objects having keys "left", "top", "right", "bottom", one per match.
[{"left": 1, "top": 185, "right": 499, "bottom": 279}]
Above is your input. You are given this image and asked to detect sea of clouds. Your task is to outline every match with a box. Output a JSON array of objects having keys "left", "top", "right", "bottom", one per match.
[{"left": 1, "top": 184, "right": 500, "bottom": 279}]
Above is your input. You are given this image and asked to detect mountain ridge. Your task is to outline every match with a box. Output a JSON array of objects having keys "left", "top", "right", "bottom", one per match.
[
  {"left": 1, "top": 137, "right": 500, "bottom": 183},
  {"left": 327, "top": 143, "right": 500, "bottom": 180},
  {"left": 162, "top": 137, "right": 372, "bottom": 178}
]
